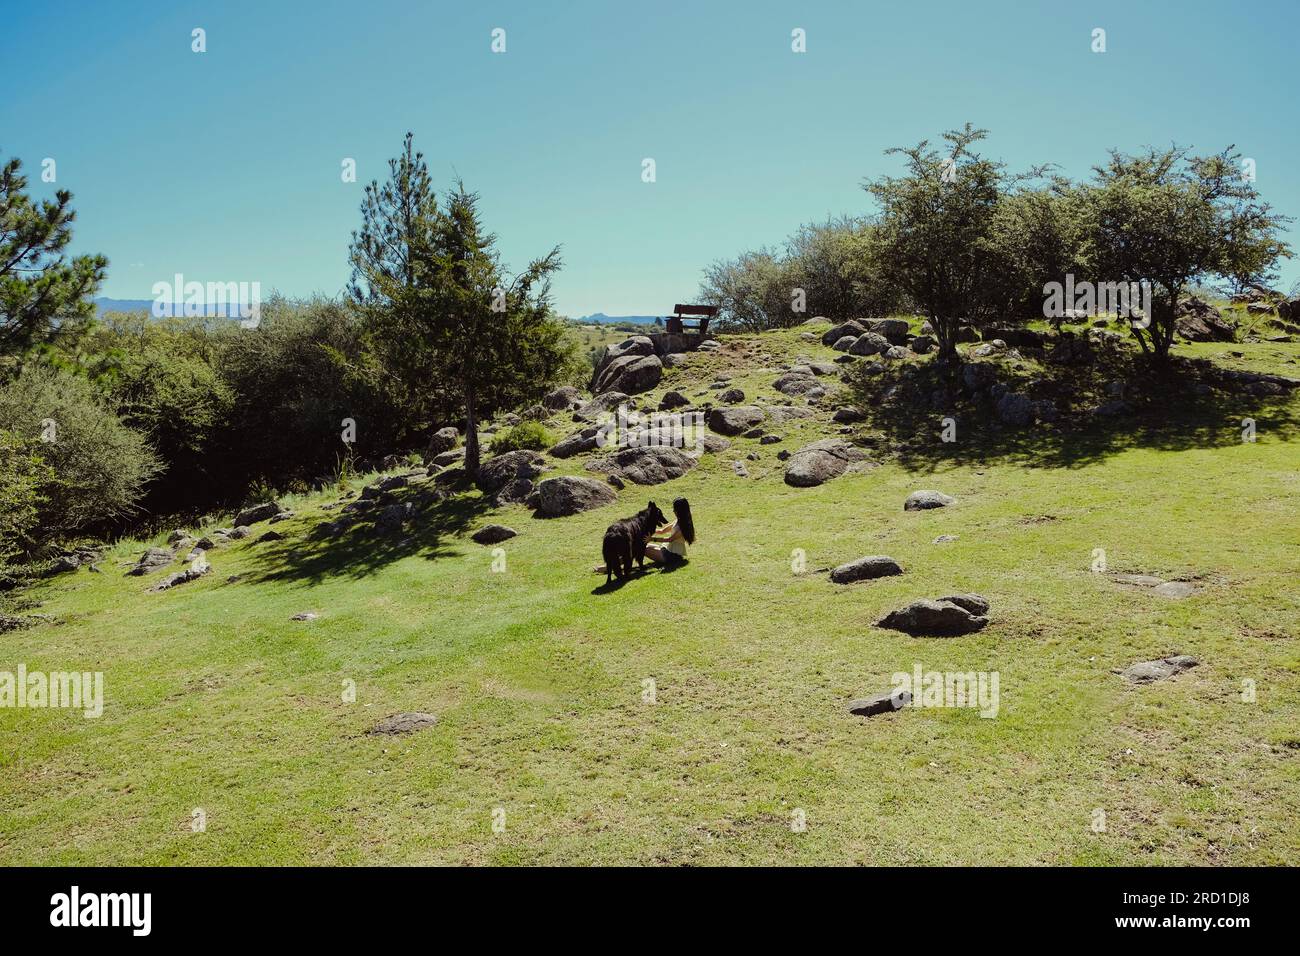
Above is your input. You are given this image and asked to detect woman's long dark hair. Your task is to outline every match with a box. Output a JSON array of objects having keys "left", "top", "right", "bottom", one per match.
[{"left": 673, "top": 497, "right": 695, "bottom": 544}]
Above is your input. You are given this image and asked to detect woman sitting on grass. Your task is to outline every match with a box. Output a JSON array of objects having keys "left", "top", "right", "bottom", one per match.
[{"left": 643, "top": 497, "right": 694, "bottom": 568}]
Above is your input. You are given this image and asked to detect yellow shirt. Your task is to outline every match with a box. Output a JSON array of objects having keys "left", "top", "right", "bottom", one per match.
[{"left": 662, "top": 521, "right": 688, "bottom": 557}]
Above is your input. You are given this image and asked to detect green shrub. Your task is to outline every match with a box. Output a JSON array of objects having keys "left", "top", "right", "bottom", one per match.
[
  {"left": 0, "top": 429, "right": 53, "bottom": 566},
  {"left": 490, "top": 421, "right": 553, "bottom": 454},
  {"left": 0, "top": 365, "right": 160, "bottom": 540}
]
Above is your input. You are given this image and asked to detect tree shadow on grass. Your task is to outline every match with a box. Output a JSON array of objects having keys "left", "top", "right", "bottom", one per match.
[
  {"left": 242, "top": 491, "right": 494, "bottom": 586},
  {"left": 844, "top": 351, "right": 1300, "bottom": 475}
]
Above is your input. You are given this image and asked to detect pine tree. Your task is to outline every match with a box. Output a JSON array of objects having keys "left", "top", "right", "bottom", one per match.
[
  {"left": 0, "top": 152, "right": 107, "bottom": 372},
  {"left": 348, "top": 134, "right": 570, "bottom": 477}
]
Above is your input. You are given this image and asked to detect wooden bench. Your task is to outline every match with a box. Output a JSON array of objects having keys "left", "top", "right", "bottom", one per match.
[{"left": 665, "top": 304, "right": 717, "bottom": 342}]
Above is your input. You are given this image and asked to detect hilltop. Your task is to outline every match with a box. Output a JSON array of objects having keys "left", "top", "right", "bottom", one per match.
[{"left": 4, "top": 311, "right": 1300, "bottom": 865}]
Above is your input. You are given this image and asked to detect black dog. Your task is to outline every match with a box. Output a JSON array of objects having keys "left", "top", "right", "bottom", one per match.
[{"left": 602, "top": 500, "right": 667, "bottom": 584}]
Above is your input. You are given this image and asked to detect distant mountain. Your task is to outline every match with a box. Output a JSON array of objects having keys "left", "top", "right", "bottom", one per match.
[
  {"left": 94, "top": 297, "right": 254, "bottom": 319},
  {"left": 572, "top": 312, "right": 661, "bottom": 325},
  {"left": 95, "top": 297, "right": 157, "bottom": 314}
]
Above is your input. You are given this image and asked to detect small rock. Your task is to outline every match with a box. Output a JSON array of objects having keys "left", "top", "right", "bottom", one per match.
[
  {"left": 830, "top": 555, "right": 903, "bottom": 584},
  {"left": 904, "top": 490, "right": 955, "bottom": 511},
  {"left": 933, "top": 534, "right": 959, "bottom": 544},
  {"left": 1118, "top": 655, "right": 1199, "bottom": 683},
  {"left": 291, "top": 612, "right": 318, "bottom": 621},
  {"left": 848, "top": 688, "right": 912, "bottom": 717},
  {"left": 234, "top": 501, "right": 283, "bottom": 526},
  {"left": 472, "top": 524, "right": 517, "bottom": 545},
  {"left": 256, "top": 530, "right": 284, "bottom": 543}
]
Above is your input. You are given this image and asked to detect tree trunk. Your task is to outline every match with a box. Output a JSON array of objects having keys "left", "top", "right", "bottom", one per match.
[
  {"left": 935, "top": 316, "right": 958, "bottom": 364},
  {"left": 463, "top": 385, "right": 480, "bottom": 477},
  {"left": 1151, "top": 283, "right": 1179, "bottom": 366}
]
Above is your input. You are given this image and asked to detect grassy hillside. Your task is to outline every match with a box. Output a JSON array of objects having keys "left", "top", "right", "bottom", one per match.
[{"left": 3, "top": 322, "right": 1299, "bottom": 865}]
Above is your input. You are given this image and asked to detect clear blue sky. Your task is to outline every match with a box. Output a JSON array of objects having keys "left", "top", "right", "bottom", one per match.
[{"left": 3, "top": 0, "right": 1298, "bottom": 317}]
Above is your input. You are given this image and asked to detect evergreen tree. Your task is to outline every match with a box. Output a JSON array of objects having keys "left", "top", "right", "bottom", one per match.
[
  {"left": 0, "top": 151, "right": 107, "bottom": 373},
  {"left": 348, "top": 134, "right": 570, "bottom": 477}
]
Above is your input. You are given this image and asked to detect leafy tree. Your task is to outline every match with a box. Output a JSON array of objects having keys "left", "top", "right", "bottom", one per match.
[
  {"left": 216, "top": 297, "right": 400, "bottom": 497},
  {"left": 0, "top": 365, "right": 159, "bottom": 541},
  {"left": 701, "top": 218, "right": 899, "bottom": 331},
  {"left": 0, "top": 151, "right": 107, "bottom": 372},
  {"left": 987, "top": 179, "right": 1093, "bottom": 326},
  {"left": 863, "top": 124, "right": 1037, "bottom": 360},
  {"left": 699, "top": 248, "right": 792, "bottom": 331},
  {"left": 785, "top": 216, "right": 900, "bottom": 320},
  {"left": 0, "top": 429, "right": 53, "bottom": 567},
  {"left": 1084, "top": 145, "right": 1292, "bottom": 363},
  {"left": 349, "top": 134, "right": 571, "bottom": 477}
]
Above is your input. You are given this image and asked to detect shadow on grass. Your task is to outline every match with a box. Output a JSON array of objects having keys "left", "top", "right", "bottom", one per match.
[
  {"left": 590, "top": 558, "right": 687, "bottom": 594},
  {"left": 844, "top": 351, "right": 1300, "bottom": 475},
  {"left": 243, "top": 491, "right": 494, "bottom": 585}
]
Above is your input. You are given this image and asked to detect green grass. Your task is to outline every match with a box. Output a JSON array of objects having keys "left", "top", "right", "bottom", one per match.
[{"left": 2, "top": 325, "right": 1299, "bottom": 865}]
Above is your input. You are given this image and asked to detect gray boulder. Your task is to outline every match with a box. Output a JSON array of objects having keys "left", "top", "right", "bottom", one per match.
[
  {"left": 830, "top": 555, "right": 903, "bottom": 584},
  {"left": 658, "top": 390, "right": 691, "bottom": 410},
  {"left": 707, "top": 405, "right": 765, "bottom": 436},
  {"left": 530, "top": 476, "right": 618, "bottom": 518},
  {"left": 716, "top": 386, "right": 746, "bottom": 404},
  {"left": 904, "top": 490, "right": 954, "bottom": 511},
  {"left": 587, "top": 445, "right": 697, "bottom": 486},
  {"left": 935, "top": 593, "right": 990, "bottom": 616},
  {"left": 849, "top": 332, "right": 890, "bottom": 356},
  {"left": 495, "top": 478, "right": 536, "bottom": 505},
  {"left": 477, "top": 450, "right": 547, "bottom": 494},
  {"left": 608, "top": 354, "right": 663, "bottom": 395},
  {"left": 822, "top": 320, "right": 868, "bottom": 346},
  {"left": 784, "top": 438, "right": 867, "bottom": 487},
  {"left": 543, "top": 385, "right": 584, "bottom": 411},
  {"left": 550, "top": 427, "right": 600, "bottom": 459},
  {"left": 995, "top": 392, "right": 1034, "bottom": 428},
  {"left": 234, "top": 501, "right": 283, "bottom": 526},
  {"left": 127, "top": 547, "right": 175, "bottom": 576},
  {"left": 772, "top": 373, "right": 819, "bottom": 396},
  {"left": 866, "top": 318, "right": 910, "bottom": 344},
  {"left": 427, "top": 426, "right": 459, "bottom": 456},
  {"left": 432, "top": 448, "right": 464, "bottom": 468},
  {"left": 848, "top": 688, "right": 912, "bottom": 717},
  {"left": 832, "top": 335, "right": 859, "bottom": 352},
  {"left": 1118, "top": 655, "right": 1199, "bottom": 683},
  {"left": 877, "top": 598, "right": 988, "bottom": 636},
  {"left": 471, "top": 524, "right": 517, "bottom": 545},
  {"left": 575, "top": 391, "right": 630, "bottom": 420}
]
